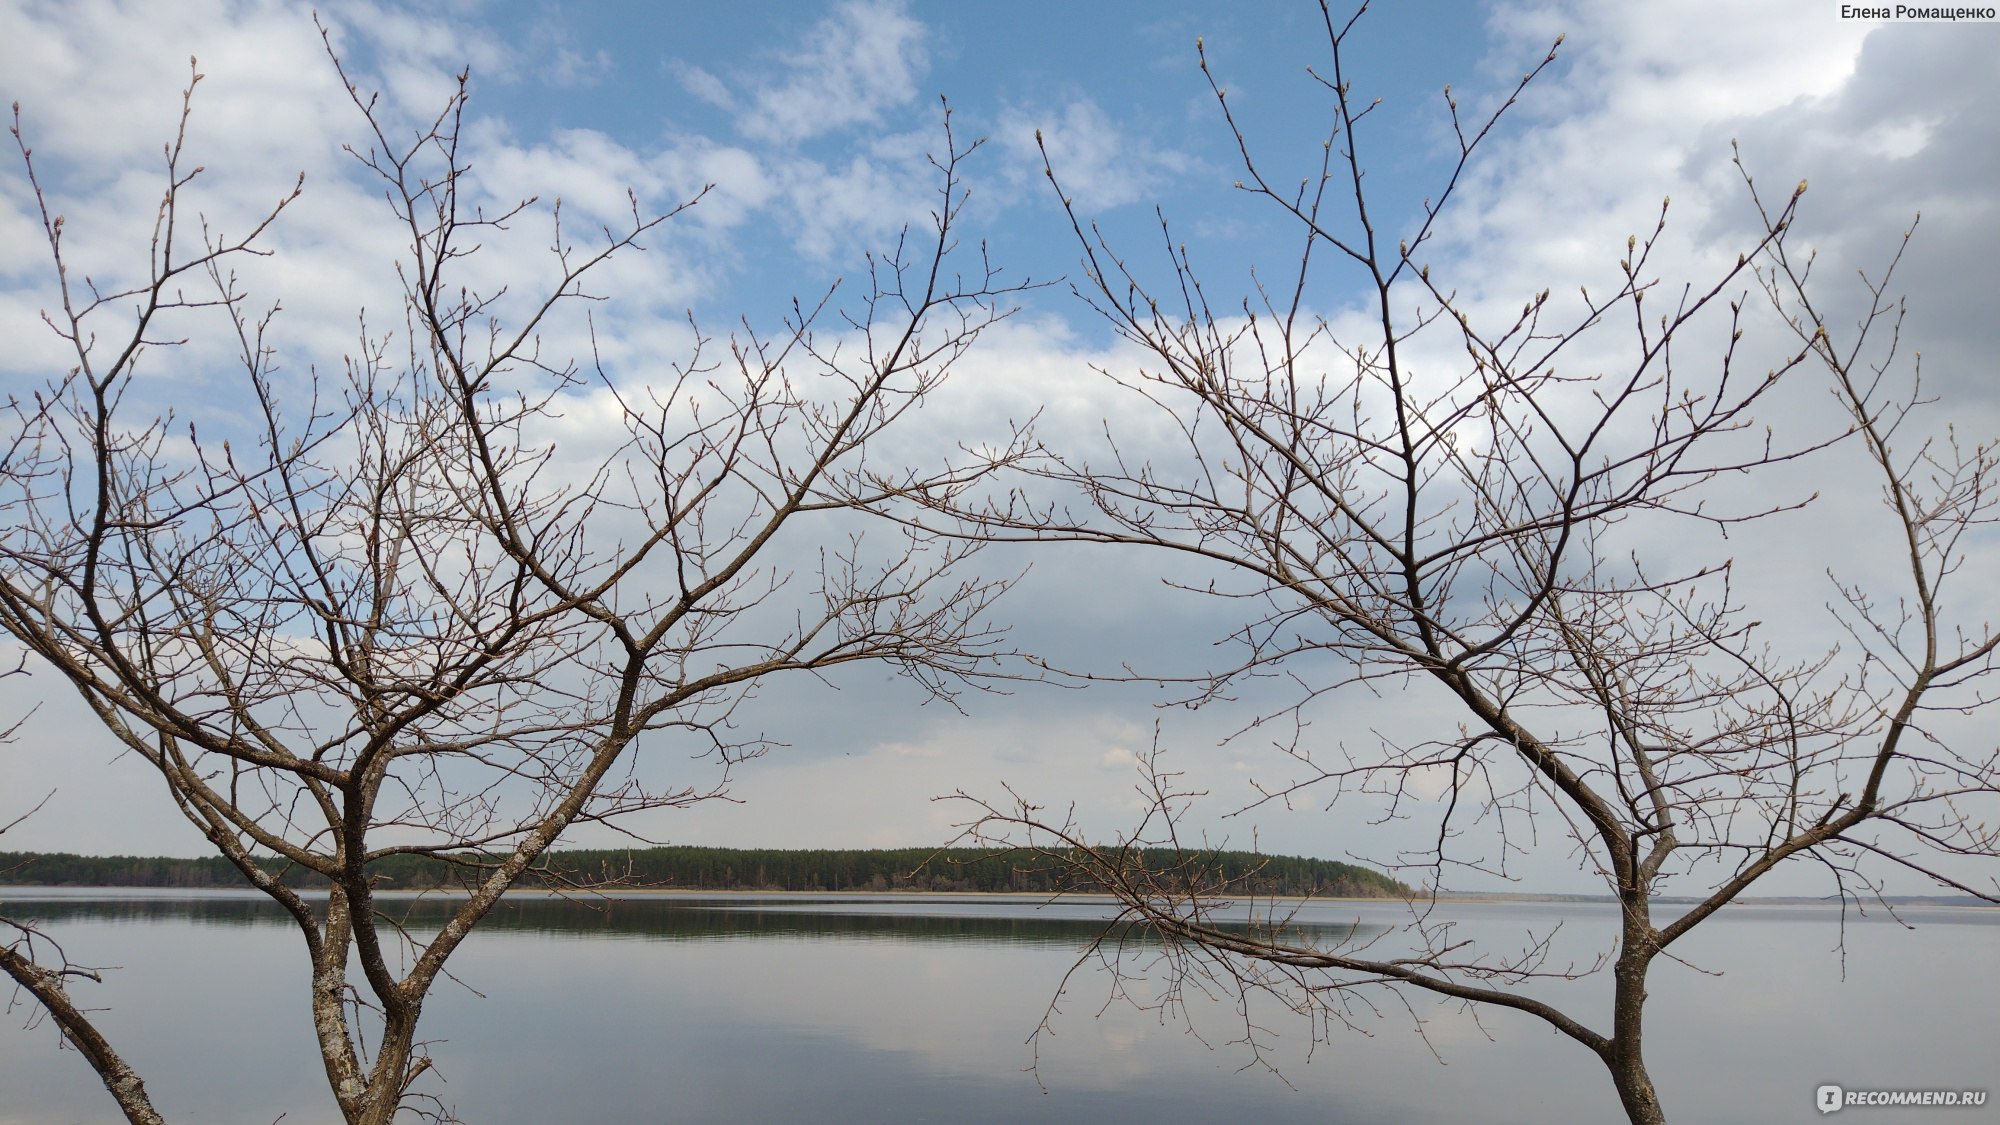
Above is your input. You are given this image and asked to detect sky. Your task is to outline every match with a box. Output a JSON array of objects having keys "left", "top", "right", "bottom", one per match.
[{"left": 1, "top": 1, "right": 1995, "bottom": 896}]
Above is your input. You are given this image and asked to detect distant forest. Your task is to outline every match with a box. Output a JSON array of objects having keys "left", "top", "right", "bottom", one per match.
[{"left": 1, "top": 845, "right": 1408, "bottom": 898}]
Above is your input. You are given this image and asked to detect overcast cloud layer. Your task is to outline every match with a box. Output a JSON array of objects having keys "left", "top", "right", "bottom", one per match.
[{"left": 1, "top": 1, "right": 1994, "bottom": 894}]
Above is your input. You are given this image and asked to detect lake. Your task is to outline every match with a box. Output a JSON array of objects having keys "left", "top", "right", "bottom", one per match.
[{"left": 1, "top": 890, "right": 1994, "bottom": 1123}]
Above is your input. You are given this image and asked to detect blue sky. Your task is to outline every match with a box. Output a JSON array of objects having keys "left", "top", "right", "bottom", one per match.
[
  {"left": 289, "top": 1, "right": 1499, "bottom": 337},
  {"left": 2, "top": 1, "right": 1996, "bottom": 896}
]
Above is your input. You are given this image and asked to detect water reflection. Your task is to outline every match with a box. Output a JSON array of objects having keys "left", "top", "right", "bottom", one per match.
[
  {"left": 1, "top": 892, "right": 1994, "bottom": 1124},
  {"left": 0, "top": 890, "right": 1381, "bottom": 948}
]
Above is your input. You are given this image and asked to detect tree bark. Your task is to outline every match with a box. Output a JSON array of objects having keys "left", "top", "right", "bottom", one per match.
[
  {"left": 1605, "top": 909, "right": 1667, "bottom": 1125},
  {"left": 0, "top": 939, "right": 166, "bottom": 1125},
  {"left": 354, "top": 1014, "right": 421, "bottom": 1125}
]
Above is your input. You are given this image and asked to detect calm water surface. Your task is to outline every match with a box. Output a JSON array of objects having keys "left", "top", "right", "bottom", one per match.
[{"left": 1, "top": 890, "right": 1994, "bottom": 1123}]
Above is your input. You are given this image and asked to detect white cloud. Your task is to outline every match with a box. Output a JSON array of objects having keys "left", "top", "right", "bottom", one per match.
[
  {"left": 516, "top": 5, "right": 616, "bottom": 90},
  {"left": 547, "top": 45, "right": 613, "bottom": 89},
  {"left": 647, "top": 3, "right": 950, "bottom": 269},
  {"left": 674, "top": 63, "right": 735, "bottom": 111},
  {"left": 996, "top": 98, "right": 1191, "bottom": 211},
  {"left": 734, "top": 0, "right": 929, "bottom": 145},
  {"left": 773, "top": 141, "right": 933, "bottom": 262},
  {"left": 1099, "top": 746, "right": 1141, "bottom": 771},
  {"left": 322, "top": 1, "right": 513, "bottom": 100}
]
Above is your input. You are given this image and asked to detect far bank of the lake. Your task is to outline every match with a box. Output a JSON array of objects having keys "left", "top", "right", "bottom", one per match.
[{"left": 0, "top": 843, "right": 1411, "bottom": 897}]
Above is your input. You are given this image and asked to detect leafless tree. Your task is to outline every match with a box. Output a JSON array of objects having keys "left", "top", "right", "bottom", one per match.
[
  {"left": 938, "top": 5, "right": 2000, "bottom": 1123},
  {"left": 0, "top": 36, "right": 1030, "bottom": 1125}
]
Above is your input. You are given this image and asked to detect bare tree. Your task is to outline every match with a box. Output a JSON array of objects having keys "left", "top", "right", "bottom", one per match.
[
  {"left": 0, "top": 37, "right": 1029, "bottom": 1125},
  {"left": 938, "top": 5, "right": 2000, "bottom": 1123}
]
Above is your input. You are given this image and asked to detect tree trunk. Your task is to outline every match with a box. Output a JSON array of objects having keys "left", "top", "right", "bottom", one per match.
[
  {"left": 353, "top": 1015, "right": 420, "bottom": 1125},
  {"left": 1608, "top": 1037, "right": 1667, "bottom": 1125},
  {"left": 1606, "top": 925, "right": 1667, "bottom": 1125}
]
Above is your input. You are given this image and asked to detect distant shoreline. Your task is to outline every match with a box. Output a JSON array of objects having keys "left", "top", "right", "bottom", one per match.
[
  {"left": 0, "top": 845, "right": 1413, "bottom": 899},
  {"left": 2, "top": 883, "right": 1990, "bottom": 909}
]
